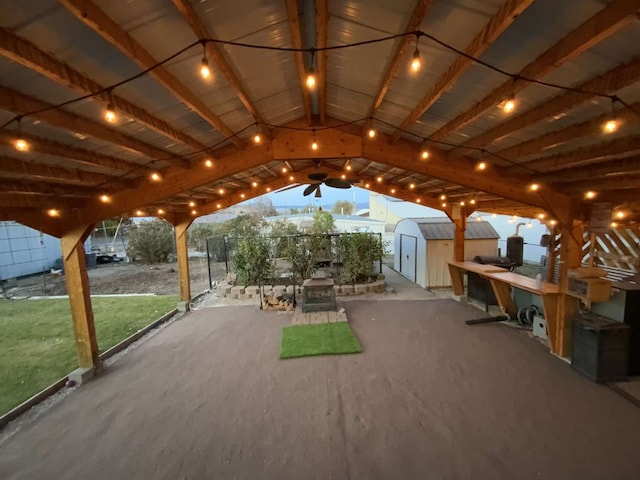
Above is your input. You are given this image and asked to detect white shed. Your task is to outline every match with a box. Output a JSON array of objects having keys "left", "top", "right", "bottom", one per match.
[{"left": 394, "top": 218, "right": 500, "bottom": 288}]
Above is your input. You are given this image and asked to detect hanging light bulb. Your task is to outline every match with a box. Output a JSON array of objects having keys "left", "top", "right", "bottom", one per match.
[
  {"left": 416, "top": 198, "right": 421, "bottom": 204},
  {"left": 367, "top": 127, "right": 376, "bottom": 139},
  {"left": 14, "top": 117, "right": 29, "bottom": 152},
  {"left": 150, "top": 171, "right": 161, "bottom": 182},
  {"left": 410, "top": 46, "right": 421, "bottom": 73},
  {"left": 602, "top": 98, "right": 620, "bottom": 133},
  {"left": 440, "top": 194, "right": 446, "bottom": 200},
  {"left": 157, "top": 208, "right": 165, "bottom": 215},
  {"left": 346, "top": 165, "right": 352, "bottom": 171},
  {"left": 200, "top": 43, "right": 211, "bottom": 80},
  {"left": 253, "top": 133, "right": 262, "bottom": 144},
  {"left": 501, "top": 95, "right": 516, "bottom": 114},
  {"left": 306, "top": 66, "right": 316, "bottom": 90},
  {"left": 47, "top": 208, "right": 60, "bottom": 218},
  {"left": 420, "top": 149, "right": 430, "bottom": 160},
  {"left": 376, "top": 176, "right": 383, "bottom": 183},
  {"left": 204, "top": 159, "right": 213, "bottom": 168},
  {"left": 240, "top": 193, "right": 246, "bottom": 199},
  {"left": 216, "top": 203, "right": 222, "bottom": 209},
  {"left": 218, "top": 188, "right": 225, "bottom": 195},
  {"left": 188, "top": 200, "right": 196, "bottom": 208},
  {"left": 470, "top": 199, "right": 476, "bottom": 205},
  {"left": 191, "top": 209, "right": 198, "bottom": 215},
  {"left": 104, "top": 102, "right": 117, "bottom": 123},
  {"left": 409, "top": 183, "right": 415, "bottom": 190},
  {"left": 391, "top": 188, "right": 396, "bottom": 194},
  {"left": 477, "top": 161, "right": 487, "bottom": 171},
  {"left": 441, "top": 202, "right": 447, "bottom": 208},
  {"left": 251, "top": 180, "right": 258, "bottom": 188},
  {"left": 529, "top": 183, "right": 540, "bottom": 191},
  {"left": 99, "top": 194, "right": 111, "bottom": 203},
  {"left": 135, "top": 210, "right": 144, "bottom": 216},
  {"left": 311, "top": 130, "right": 318, "bottom": 151},
  {"left": 585, "top": 191, "right": 597, "bottom": 199}
]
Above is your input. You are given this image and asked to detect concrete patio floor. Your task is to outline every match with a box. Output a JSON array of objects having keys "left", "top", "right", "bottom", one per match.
[{"left": 1, "top": 297, "right": 640, "bottom": 479}]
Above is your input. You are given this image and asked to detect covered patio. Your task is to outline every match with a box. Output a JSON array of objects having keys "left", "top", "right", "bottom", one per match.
[
  {"left": 2, "top": 296, "right": 640, "bottom": 479},
  {"left": 1, "top": 0, "right": 640, "bottom": 476}
]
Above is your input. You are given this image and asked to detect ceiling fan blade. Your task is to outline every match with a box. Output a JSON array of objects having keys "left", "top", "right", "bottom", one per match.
[
  {"left": 308, "top": 172, "right": 328, "bottom": 182},
  {"left": 324, "top": 177, "right": 352, "bottom": 189},
  {"left": 274, "top": 183, "right": 302, "bottom": 193},
  {"left": 314, "top": 185, "right": 322, "bottom": 198},
  {"left": 303, "top": 183, "right": 319, "bottom": 196}
]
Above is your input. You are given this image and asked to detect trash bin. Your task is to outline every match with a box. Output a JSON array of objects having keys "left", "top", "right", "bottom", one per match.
[
  {"left": 572, "top": 314, "right": 630, "bottom": 382},
  {"left": 85, "top": 253, "right": 97, "bottom": 269}
]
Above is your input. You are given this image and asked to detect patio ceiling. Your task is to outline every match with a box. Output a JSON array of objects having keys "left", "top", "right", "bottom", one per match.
[{"left": 0, "top": 0, "right": 639, "bottom": 237}]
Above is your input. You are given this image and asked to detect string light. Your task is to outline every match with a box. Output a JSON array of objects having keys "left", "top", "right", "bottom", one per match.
[
  {"left": 538, "top": 213, "right": 545, "bottom": 219},
  {"left": 341, "top": 174, "right": 346, "bottom": 179},
  {"left": 615, "top": 211, "right": 625, "bottom": 219},
  {"left": 549, "top": 219, "right": 557, "bottom": 226},
  {"left": 410, "top": 45, "right": 421, "bottom": 73},
  {"left": 602, "top": 98, "right": 620, "bottom": 133},
  {"left": 409, "top": 183, "right": 415, "bottom": 189},
  {"left": 311, "top": 130, "right": 318, "bottom": 151},
  {"left": 585, "top": 191, "right": 597, "bottom": 199},
  {"left": 391, "top": 188, "right": 396, "bottom": 194},
  {"left": 367, "top": 127, "right": 377, "bottom": 139},
  {"left": 440, "top": 194, "right": 446, "bottom": 200},
  {"left": 266, "top": 187, "right": 271, "bottom": 192},
  {"left": 501, "top": 95, "right": 516, "bottom": 114},
  {"left": 200, "top": 44, "right": 211, "bottom": 80},
  {"left": 476, "top": 216, "right": 483, "bottom": 222},
  {"left": 240, "top": 193, "right": 246, "bottom": 199},
  {"left": 251, "top": 180, "right": 258, "bottom": 188},
  {"left": 188, "top": 201, "right": 196, "bottom": 207},
  {"left": 416, "top": 198, "right": 421, "bottom": 203},
  {"left": 157, "top": 208, "right": 165, "bottom": 215},
  {"left": 420, "top": 149, "right": 430, "bottom": 160},
  {"left": 610, "top": 222, "right": 618, "bottom": 228},
  {"left": 459, "top": 201, "right": 465, "bottom": 206},
  {"left": 191, "top": 209, "right": 198, "bottom": 215},
  {"left": 253, "top": 123, "right": 262, "bottom": 144},
  {"left": 204, "top": 159, "right": 213, "bottom": 168},
  {"left": 99, "top": 194, "right": 111, "bottom": 203},
  {"left": 346, "top": 165, "right": 352, "bottom": 171},
  {"left": 14, "top": 117, "right": 29, "bottom": 152},
  {"left": 289, "top": 175, "right": 294, "bottom": 181},
  {"left": 477, "top": 161, "right": 487, "bottom": 171},
  {"left": 103, "top": 89, "right": 116, "bottom": 123},
  {"left": 441, "top": 202, "right": 447, "bottom": 208},
  {"left": 469, "top": 199, "right": 476, "bottom": 205},
  {"left": 150, "top": 172, "right": 162, "bottom": 182},
  {"left": 365, "top": 183, "right": 370, "bottom": 189},
  {"left": 281, "top": 166, "right": 287, "bottom": 173},
  {"left": 376, "top": 176, "right": 383, "bottom": 183},
  {"left": 306, "top": 51, "right": 316, "bottom": 90},
  {"left": 529, "top": 183, "right": 540, "bottom": 191},
  {"left": 47, "top": 208, "right": 60, "bottom": 217},
  {"left": 218, "top": 188, "right": 225, "bottom": 194},
  {"left": 135, "top": 210, "right": 144, "bottom": 216},
  {"left": 216, "top": 203, "right": 221, "bottom": 209}
]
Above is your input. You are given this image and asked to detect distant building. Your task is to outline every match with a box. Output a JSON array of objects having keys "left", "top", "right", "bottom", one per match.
[
  {"left": 0, "top": 221, "right": 63, "bottom": 280},
  {"left": 369, "top": 193, "right": 448, "bottom": 254},
  {"left": 263, "top": 213, "right": 385, "bottom": 235}
]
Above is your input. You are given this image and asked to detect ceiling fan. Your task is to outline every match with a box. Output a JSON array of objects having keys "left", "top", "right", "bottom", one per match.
[{"left": 276, "top": 161, "right": 361, "bottom": 197}]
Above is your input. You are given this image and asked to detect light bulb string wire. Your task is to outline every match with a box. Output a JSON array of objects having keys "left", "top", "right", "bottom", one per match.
[{"left": 2, "top": 28, "right": 639, "bottom": 134}]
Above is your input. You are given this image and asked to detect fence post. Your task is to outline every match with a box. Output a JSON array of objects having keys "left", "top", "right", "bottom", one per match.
[{"left": 206, "top": 237, "right": 212, "bottom": 290}]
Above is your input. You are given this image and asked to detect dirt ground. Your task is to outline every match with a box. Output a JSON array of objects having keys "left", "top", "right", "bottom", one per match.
[{"left": 3, "top": 259, "right": 228, "bottom": 297}]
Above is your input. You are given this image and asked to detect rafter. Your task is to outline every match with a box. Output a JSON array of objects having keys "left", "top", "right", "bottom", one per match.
[
  {"left": 315, "top": 0, "right": 328, "bottom": 124},
  {"left": 507, "top": 135, "right": 640, "bottom": 175},
  {"left": 59, "top": 0, "right": 242, "bottom": 147},
  {"left": 0, "top": 87, "right": 190, "bottom": 168},
  {"left": 538, "top": 156, "right": 640, "bottom": 183},
  {"left": 390, "top": 0, "right": 532, "bottom": 142},
  {"left": 171, "top": 0, "right": 265, "bottom": 124},
  {"left": 494, "top": 101, "right": 640, "bottom": 162},
  {"left": 0, "top": 180, "right": 99, "bottom": 197},
  {"left": 0, "top": 156, "right": 136, "bottom": 189},
  {"left": 452, "top": 58, "right": 640, "bottom": 154},
  {"left": 285, "top": 0, "right": 313, "bottom": 124},
  {"left": 424, "top": 0, "right": 638, "bottom": 143},
  {"left": 558, "top": 175, "right": 640, "bottom": 193},
  {"left": 0, "top": 26, "right": 209, "bottom": 154},
  {"left": 368, "top": 0, "right": 433, "bottom": 117},
  {"left": 0, "top": 131, "right": 150, "bottom": 174}
]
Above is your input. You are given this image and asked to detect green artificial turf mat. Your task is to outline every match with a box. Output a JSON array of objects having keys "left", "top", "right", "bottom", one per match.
[{"left": 280, "top": 322, "right": 362, "bottom": 359}]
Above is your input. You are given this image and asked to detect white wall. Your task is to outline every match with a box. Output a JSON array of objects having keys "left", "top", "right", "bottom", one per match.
[{"left": 0, "top": 222, "right": 62, "bottom": 280}]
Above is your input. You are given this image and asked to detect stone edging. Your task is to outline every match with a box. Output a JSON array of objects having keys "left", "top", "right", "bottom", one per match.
[{"left": 216, "top": 279, "right": 387, "bottom": 299}]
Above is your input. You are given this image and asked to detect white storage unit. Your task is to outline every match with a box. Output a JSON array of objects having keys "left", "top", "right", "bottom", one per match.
[
  {"left": 0, "top": 222, "right": 62, "bottom": 280},
  {"left": 394, "top": 218, "right": 500, "bottom": 288}
]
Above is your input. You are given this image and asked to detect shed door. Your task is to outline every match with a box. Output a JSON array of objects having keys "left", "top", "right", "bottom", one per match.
[
  {"left": 400, "top": 234, "right": 417, "bottom": 282},
  {"left": 428, "top": 240, "right": 454, "bottom": 287}
]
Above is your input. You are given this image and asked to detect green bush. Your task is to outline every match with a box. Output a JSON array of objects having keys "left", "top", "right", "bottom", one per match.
[
  {"left": 232, "top": 233, "right": 273, "bottom": 285},
  {"left": 337, "top": 233, "right": 387, "bottom": 284},
  {"left": 282, "top": 235, "right": 317, "bottom": 282},
  {"left": 126, "top": 219, "right": 174, "bottom": 264}
]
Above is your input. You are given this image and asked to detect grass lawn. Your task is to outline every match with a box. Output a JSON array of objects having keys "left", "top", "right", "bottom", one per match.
[
  {"left": 280, "top": 322, "right": 362, "bottom": 359},
  {"left": 0, "top": 295, "right": 178, "bottom": 416}
]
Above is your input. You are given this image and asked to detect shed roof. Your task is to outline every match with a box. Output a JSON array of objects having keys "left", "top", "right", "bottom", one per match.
[{"left": 398, "top": 218, "right": 500, "bottom": 240}]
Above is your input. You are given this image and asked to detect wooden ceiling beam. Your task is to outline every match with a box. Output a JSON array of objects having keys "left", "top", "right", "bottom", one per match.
[
  {"left": 538, "top": 156, "right": 640, "bottom": 183},
  {"left": 425, "top": 0, "right": 638, "bottom": 143},
  {"left": 0, "top": 130, "right": 150, "bottom": 174},
  {"left": 0, "top": 87, "right": 190, "bottom": 168},
  {"left": 368, "top": 0, "right": 433, "bottom": 117},
  {"left": 171, "top": 0, "right": 265, "bottom": 124},
  {"left": 453, "top": 58, "right": 640, "bottom": 154},
  {"left": 0, "top": 156, "right": 136, "bottom": 189},
  {"left": 507, "top": 134, "right": 640, "bottom": 175},
  {"left": 59, "top": 0, "right": 241, "bottom": 147},
  {"left": 0, "top": 26, "right": 209, "bottom": 154},
  {"left": 0, "top": 194, "right": 78, "bottom": 210},
  {"left": 315, "top": 0, "right": 328, "bottom": 124},
  {"left": 557, "top": 175, "right": 640, "bottom": 193},
  {"left": 0, "top": 180, "right": 99, "bottom": 197},
  {"left": 494, "top": 101, "right": 640, "bottom": 162},
  {"left": 390, "top": 0, "right": 532, "bottom": 141},
  {"left": 285, "top": 0, "right": 313, "bottom": 124}
]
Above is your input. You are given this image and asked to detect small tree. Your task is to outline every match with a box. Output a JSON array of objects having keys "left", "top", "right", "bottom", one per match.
[
  {"left": 332, "top": 200, "right": 354, "bottom": 215},
  {"left": 126, "top": 219, "right": 174, "bottom": 264},
  {"left": 232, "top": 233, "right": 273, "bottom": 285},
  {"left": 188, "top": 223, "right": 218, "bottom": 252},
  {"left": 220, "top": 214, "right": 263, "bottom": 237},
  {"left": 310, "top": 209, "right": 335, "bottom": 234},
  {"left": 268, "top": 219, "right": 300, "bottom": 257},
  {"left": 283, "top": 235, "right": 316, "bottom": 282},
  {"left": 337, "top": 232, "right": 387, "bottom": 284}
]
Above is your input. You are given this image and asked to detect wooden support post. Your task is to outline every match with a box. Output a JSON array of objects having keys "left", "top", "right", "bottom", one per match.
[
  {"left": 554, "top": 219, "right": 585, "bottom": 357},
  {"left": 174, "top": 218, "right": 194, "bottom": 304},
  {"left": 60, "top": 224, "right": 99, "bottom": 370},
  {"left": 454, "top": 216, "right": 467, "bottom": 262}
]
